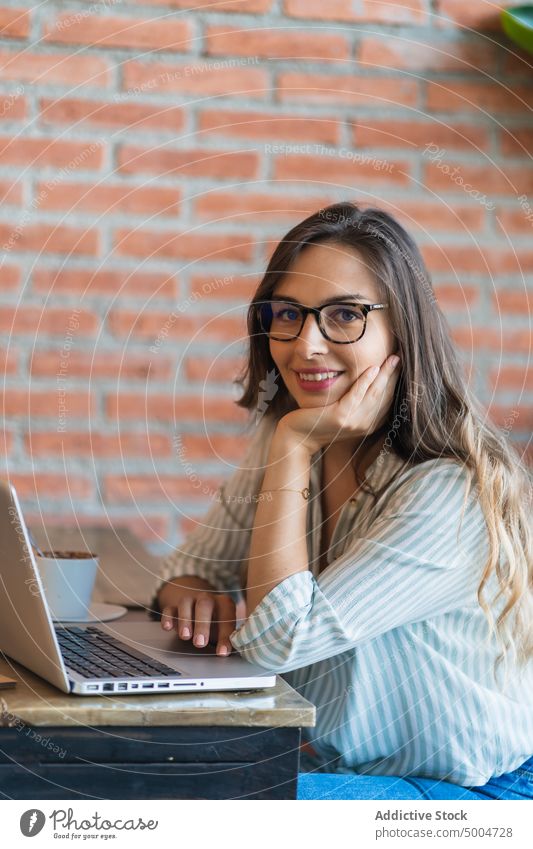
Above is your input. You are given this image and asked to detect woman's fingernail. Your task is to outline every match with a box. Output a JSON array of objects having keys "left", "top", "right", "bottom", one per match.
[
  {"left": 369, "top": 366, "right": 380, "bottom": 379},
  {"left": 181, "top": 627, "right": 190, "bottom": 638},
  {"left": 163, "top": 621, "right": 171, "bottom": 630},
  {"left": 195, "top": 634, "right": 205, "bottom": 647},
  {"left": 218, "top": 646, "right": 228, "bottom": 656},
  {"left": 390, "top": 356, "right": 400, "bottom": 368}
]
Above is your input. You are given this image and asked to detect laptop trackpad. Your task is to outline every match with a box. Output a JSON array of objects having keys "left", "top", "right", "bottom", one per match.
[{"left": 96, "top": 620, "right": 267, "bottom": 678}]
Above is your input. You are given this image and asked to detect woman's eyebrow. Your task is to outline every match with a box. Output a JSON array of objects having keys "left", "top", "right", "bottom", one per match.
[{"left": 272, "top": 294, "right": 371, "bottom": 306}]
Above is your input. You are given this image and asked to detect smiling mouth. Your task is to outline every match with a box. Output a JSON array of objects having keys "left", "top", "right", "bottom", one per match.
[{"left": 294, "top": 370, "right": 345, "bottom": 382}]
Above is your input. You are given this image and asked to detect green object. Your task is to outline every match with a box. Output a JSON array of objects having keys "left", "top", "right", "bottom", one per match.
[{"left": 501, "top": 5, "right": 533, "bottom": 55}]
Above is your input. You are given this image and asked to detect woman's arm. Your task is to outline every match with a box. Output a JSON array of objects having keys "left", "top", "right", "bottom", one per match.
[
  {"left": 231, "top": 459, "right": 489, "bottom": 672},
  {"left": 245, "top": 423, "right": 313, "bottom": 613}
]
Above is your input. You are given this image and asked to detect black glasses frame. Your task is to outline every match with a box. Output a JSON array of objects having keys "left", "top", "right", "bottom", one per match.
[{"left": 255, "top": 299, "right": 389, "bottom": 344}]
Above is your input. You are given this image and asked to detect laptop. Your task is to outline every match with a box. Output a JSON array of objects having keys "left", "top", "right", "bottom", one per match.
[{"left": 0, "top": 480, "right": 276, "bottom": 695}]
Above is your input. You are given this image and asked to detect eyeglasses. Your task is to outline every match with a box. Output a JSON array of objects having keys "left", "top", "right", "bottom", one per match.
[{"left": 255, "top": 299, "right": 389, "bottom": 344}]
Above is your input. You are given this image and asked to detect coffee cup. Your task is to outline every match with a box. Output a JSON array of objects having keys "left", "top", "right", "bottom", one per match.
[{"left": 35, "top": 550, "right": 99, "bottom": 621}]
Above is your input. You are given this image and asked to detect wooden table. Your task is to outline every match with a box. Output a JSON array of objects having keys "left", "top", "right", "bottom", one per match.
[{"left": 0, "top": 526, "right": 316, "bottom": 800}]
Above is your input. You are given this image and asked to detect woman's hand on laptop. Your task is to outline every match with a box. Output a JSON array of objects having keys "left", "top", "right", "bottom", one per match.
[{"left": 157, "top": 575, "right": 236, "bottom": 657}]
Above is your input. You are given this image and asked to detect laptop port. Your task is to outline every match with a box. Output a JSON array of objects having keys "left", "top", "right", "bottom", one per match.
[
  {"left": 130, "top": 683, "right": 139, "bottom": 689},
  {"left": 87, "top": 685, "right": 99, "bottom": 691},
  {"left": 117, "top": 683, "right": 128, "bottom": 690},
  {"left": 142, "top": 683, "right": 154, "bottom": 689},
  {"left": 103, "top": 683, "right": 114, "bottom": 691},
  {"left": 157, "top": 683, "right": 170, "bottom": 688}
]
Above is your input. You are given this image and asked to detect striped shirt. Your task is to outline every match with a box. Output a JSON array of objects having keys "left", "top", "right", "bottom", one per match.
[{"left": 159, "top": 415, "right": 533, "bottom": 786}]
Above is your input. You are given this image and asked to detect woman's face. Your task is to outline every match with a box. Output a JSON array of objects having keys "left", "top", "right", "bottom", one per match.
[{"left": 269, "top": 241, "right": 397, "bottom": 408}]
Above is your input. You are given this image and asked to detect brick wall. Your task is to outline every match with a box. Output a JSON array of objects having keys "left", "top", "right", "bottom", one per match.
[{"left": 0, "top": 1, "right": 531, "bottom": 554}]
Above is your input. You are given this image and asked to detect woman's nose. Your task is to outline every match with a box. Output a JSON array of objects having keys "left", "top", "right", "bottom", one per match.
[{"left": 293, "top": 313, "right": 329, "bottom": 353}]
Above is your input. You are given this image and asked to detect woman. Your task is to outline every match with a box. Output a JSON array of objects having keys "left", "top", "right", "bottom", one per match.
[{"left": 154, "top": 202, "right": 533, "bottom": 800}]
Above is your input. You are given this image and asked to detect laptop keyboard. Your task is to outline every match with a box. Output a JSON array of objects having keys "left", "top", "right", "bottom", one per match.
[{"left": 55, "top": 625, "right": 181, "bottom": 680}]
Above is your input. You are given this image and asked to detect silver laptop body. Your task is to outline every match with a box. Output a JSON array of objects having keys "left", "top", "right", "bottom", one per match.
[{"left": 0, "top": 480, "right": 276, "bottom": 695}]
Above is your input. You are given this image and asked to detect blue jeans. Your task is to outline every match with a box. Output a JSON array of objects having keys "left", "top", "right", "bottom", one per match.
[{"left": 297, "top": 755, "right": 533, "bottom": 800}]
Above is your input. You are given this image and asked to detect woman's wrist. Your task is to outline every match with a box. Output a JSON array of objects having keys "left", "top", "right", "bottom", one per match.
[{"left": 272, "top": 420, "right": 316, "bottom": 459}]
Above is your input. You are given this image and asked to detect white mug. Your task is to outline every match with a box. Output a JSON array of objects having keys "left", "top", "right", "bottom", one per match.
[{"left": 36, "top": 550, "right": 99, "bottom": 621}]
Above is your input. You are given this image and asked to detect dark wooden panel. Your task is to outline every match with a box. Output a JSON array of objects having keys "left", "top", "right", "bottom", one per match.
[
  {"left": 0, "top": 726, "right": 299, "bottom": 764},
  {"left": 0, "top": 760, "right": 298, "bottom": 800},
  {"left": 0, "top": 725, "right": 301, "bottom": 799}
]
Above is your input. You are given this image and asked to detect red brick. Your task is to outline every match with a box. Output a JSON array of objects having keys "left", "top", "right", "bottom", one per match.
[
  {"left": 0, "top": 136, "right": 104, "bottom": 169},
  {"left": 354, "top": 119, "right": 489, "bottom": 153},
  {"left": 358, "top": 36, "right": 500, "bottom": 73},
  {"left": 0, "top": 50, "right": 110, "bottom": 87},
  {"left": 499, "top": 127, "right": 533, "bottom": 157},
  {"left": 0, "top": 223, "right": 99, "bottom": 256},
  {"left": 284, "top": 0, "right": 426, "bottom": 24},
  {"left": 0, "top": 263, "right": 21, "bottom": 289},
  {"left": 0, "top": 348, "right": 18, "bottom": 375},
  {"left": 0, "top": 6, "right": 30, "bottom": 38},
  {"left": 122, "top": 61, "right": 268, "bottom": 98},
  {"left": 490, "top": 367, "right": 533, "bottom": 391},
  {"left": 117, "top": 144, "right": 259, "bottom": 179},
  {"left": 274, "top": 153, "right": 410, "bottom": 185},
  {"left": 45, "top": 14, "right": 192, "bottom": 52},
  {"left": 107, "top": 311, "right": 195, "bottom": 341},
  {"left": 113, "top": 228, "right": 254, "bottom": 263},
  {"left": 194, "top": 192, "right": 334, "bottom": 224},
  {"left": 451, "top": 327, "right": 530, "bottom": 353},
  {"left": 104, "top": 474, "right": 223, "bottom": 504},
  {"left": 140, "top": 0, "right": 273, "bottom": 10},
  {"left": 0, "top": 178, "right": 23, "bottom": 205},
  {"left": 491, "top": 291, "right": 530, "bottom": 314},
  {"left": 106, "top": 393, "right": 246, "bottom": 424},
  {"left": 189, "top": 273, "right": 259, "bottom": 300},
  {"left": 0, "top": 430, "right": 13, "bottom": 457},
  {"left": 205, "top": 26, "right": 349, "bottom": 60},
  {"left": 488, "top": 405, "right": 533, "bottom": 431},
  {"left": 435, "top": 0, "right": 508, "bottom": 30},
  {"left": 423, "top": 244, "right": 533, "bottom": 276},
  {"left": 9, "top": 473, "right": 93, "bottom": 501},
  {"left": 33, "top": 268, "right": 177, "bottom": 299},
  {"left": 495, "top": 207, "right": 533, "bottom": 234},
  {"left": 2, "top": 390, "right": 93, "bottom": 418},
  {"left": 423, "top": 160, "right": 533, "bottom": 197},
  {"left": 25, "top": 431, "right": 172, "bottom": 458},
  {"left": 39, "top": 97, "right": 185, "bottom": 133},
  {"left": 278, "top": 72, "right": 419, "bottom": 107},
  {"left": 30, "top": 350, "right": 173, "bottom": 382},
  {"left": 378, "top": 199, "right": 485, "bottom": 232},
  {"left": 108, "top": 310, "right": 245, "bottom": 342},
  {"left": 0, "top": 307, "right": 99, "bottom": 336},
  {"left": 179, "top": 432, "right": 250, "bottom": 461},
  {"left": 434, "top": 284, "right": 480, "bottom": 308},
  {"left": 0, "top": 91, "right": 27, "bottom": 121},
  {"left": 36, "top": 181, "right": 181, "bottom": 218},
  {"left": 197, "top": 109, "right": 341, "bottom": 145},
  {"left": 184, "top": 356, "right": 246, "bottom": 383},
  {"left": 503, "top": 331, "right": 531, "bottom": 354},
  {"left": 426, "top": 81, "right": 533, "bottom": 114}
]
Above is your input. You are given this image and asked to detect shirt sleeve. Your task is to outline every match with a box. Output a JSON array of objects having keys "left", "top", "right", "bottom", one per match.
[
  {"left": 229, "top": 459, "right": 490, "bottom": 673},
  {"left": 156, "top": 415, "right": 277, "bottom": 596}
]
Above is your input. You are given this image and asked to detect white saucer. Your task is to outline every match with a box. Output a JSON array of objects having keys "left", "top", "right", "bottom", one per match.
[{"left": 52, "top": 602, "right": 128, "bottom": 624}]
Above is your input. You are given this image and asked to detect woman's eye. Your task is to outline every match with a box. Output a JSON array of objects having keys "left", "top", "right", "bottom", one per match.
[
  {"left": 333, "top": 308, "right": 363, "bottom": 322},
  {"left": 278, "top": 308, "right": 299, "bottom": 321}
]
